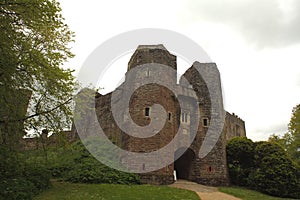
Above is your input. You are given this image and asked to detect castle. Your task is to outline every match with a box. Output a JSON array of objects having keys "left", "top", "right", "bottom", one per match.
[{"left": 74, "top": 44, "right": 246, "bottom": 186}]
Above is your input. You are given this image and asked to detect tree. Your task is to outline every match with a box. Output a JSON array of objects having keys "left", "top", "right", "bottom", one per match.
[
  {"left": 0, "top": 0, "right": 75, "bottom": 148},
  {"left": 267, "top": 104, "right": 300, "bottom": 165},
  {"left": 268, "top": 132, "right": 293, "bottom": 152},
  {"left": 0, "top": 0, "right": 75, "bottom": 198},
  {"left": 288, "top": 104, "right": 300, "bottom": 164}
]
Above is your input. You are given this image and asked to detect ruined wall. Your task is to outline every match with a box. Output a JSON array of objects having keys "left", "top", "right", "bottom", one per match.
[
  {"left": 224, "top": 112, "right": 246, "bottom": 141},
  {"left": 180, "top": 62, "right": 229, "bottom": 186},
  {"left": 21, "top": 131, "right": 78, "bottom": 150},
  {"left": 73, "top": 45, "right": 239, "bottom": 186},
  {"left": 94, "top": 93, "right": 123, "bottom": 147},
  {"left": 128, "top": 44, "right": 177, "bottom": 71},
  {"left": 21, "top": 44, "right": 246, "bottom": 187}
]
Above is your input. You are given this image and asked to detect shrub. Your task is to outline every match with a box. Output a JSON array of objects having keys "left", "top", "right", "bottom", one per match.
[
  {"left": 0, "top": 146, "right": 51, "bottom": 199},
  {"left": 63, "top": 147, "right": 141, "bottom": 184},
  {"left": 248, "top": 142, "right": 300, "bottom": 198},
  {"left": 226, "top": 137, "right": 255, "bottom": 186},
  {"left": 0, "top": 178, "right": 35, "bottom": 200},
  {"left": 24, "top": 164, "right": 51, "bottom": 191},
  {"left": 64, "top": 163, "right": 140, "bottom": 184},
  {"left": 226, "top": 139, "right": 300, "bottom": 199},
  {"left": 45, "top": 139, "right": 141, "bottom": 185}
]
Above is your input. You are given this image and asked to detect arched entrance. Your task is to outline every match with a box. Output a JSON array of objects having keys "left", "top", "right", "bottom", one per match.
[{"left": 174, "top": 148, "right": 195, "bottom": 180}]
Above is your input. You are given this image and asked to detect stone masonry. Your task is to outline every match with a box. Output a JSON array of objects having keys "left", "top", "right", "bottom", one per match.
[{"left": 85, "top": 44, "right": 246, "bottom": 186}]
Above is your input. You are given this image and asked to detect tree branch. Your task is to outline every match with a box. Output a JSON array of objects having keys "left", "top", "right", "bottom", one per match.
[{"left": 0, "top": 97, "right": 72, "bottom": 124}]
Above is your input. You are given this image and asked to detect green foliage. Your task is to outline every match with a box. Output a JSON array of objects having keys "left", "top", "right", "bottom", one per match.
[
  {"left": 0, "top": 178, "right": 36, "bottom": 200},
  {"left": 0, "top": 1, "right": 75, "bottom": 196},
  {"left": 269, "top": 104, "right": 300, "bottom": 165},
  {"left": 63, "top": 140, "right": 140, "bottom": 184},
  {"left": 0, "top": 146, "right": 51, "bottom": 199},
  {"left": 0, "top": 0, "right": 75, "bottom": 145},
  {"left": 34, "top": 181, "right": 200, "bottom": 200},
  {"left": 62, "top": 140, "right": 140, "bottom": 184},
  {"left": 226, "top": 138, "right": 300, "bottom": 199},
  {"left": 288, "top": 104, "right": 300, "bottom": 165},
  {"left": 219, "top": 187, "right": 296, "bottom": 200},
  {"left": 24, "top": 164, "right": 51, "bottom": 191},
  {"left": 289, "top": 104, "right": 300, "bottom": 138},
  {"left": 268, "top": 133, "right": 290, "bottom": 152},
  {"left": 0, "top": 146, "right": 21, "bottom": 178},
  {"left": 227, "top": 137, "right": 255, "bottom": 168},
  {"left": 226, "top": 137, "right": 255, "bottom": 186},
  {"left": 26, "top": 139, "right": 141, "bottom": 185},
  {"left": 64, "top": 159, "right": 140, "bottom": 185},
  {"left": 247, "top": 142, "right": 300, "bottom": 198},
  {"left": 0, "top": 169, "right": 50, "bottom": 200}
]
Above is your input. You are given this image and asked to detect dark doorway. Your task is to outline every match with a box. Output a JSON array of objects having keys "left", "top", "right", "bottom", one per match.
[{"left": 174, "top": 148, "right": 195, "bottom": 180}]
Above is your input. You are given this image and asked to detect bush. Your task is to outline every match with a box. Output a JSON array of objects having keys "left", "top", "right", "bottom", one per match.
[
  {"left": 64, "top": 141, "right": 141, "bottom": 184},
  {"left": 46, "top": 140, "right": 140, "bottom": 185},
  {"left": 0, "top": 146, "right": 51, "bottom": 199},
  {"left": 226, "top": 137, "right": 255, "bottom": 186},
  {"left": 64, "top": 162, "right": 140, "bottom": 184},
  {"left": 0, "top": 146, "right": 22, "bottom": 178},
  {"left": 24, "top": 164, "right": 51, "bottom": 191},
  {"left": 0, "top": 178, "right": 35, "bottom": 200},
  {"left": 248, "top": 142, "right": 300, "bottom": 198},
  {"left": 226, "top": 138, "right": 300, "bottom": 199}
]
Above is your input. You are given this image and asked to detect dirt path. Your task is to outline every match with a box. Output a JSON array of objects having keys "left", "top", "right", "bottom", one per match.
[{"left": 169, "top": 180, "right": 241, "bottom": 200}]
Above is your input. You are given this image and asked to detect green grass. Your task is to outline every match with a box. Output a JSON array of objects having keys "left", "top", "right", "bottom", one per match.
[
  {"left": 34, "top": 181, "right": 200, "bottom": 200},
  {"left": 219, "top": 187, "right": 297, "bottom": 200}
]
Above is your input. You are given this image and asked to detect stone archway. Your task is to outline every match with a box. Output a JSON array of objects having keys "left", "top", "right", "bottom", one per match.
[{"left": 174, "top": 147, "right": 195, "bottom": 180}]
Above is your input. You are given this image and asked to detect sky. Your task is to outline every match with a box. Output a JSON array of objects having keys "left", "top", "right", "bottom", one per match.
[{"left": 58, "top": 0, "right": 300, "bottom": 141}]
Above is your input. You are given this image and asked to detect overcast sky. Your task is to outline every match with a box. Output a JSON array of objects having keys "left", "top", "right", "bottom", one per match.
[{"left": 58, "top": 0, "right": 300, "bottom": 141}]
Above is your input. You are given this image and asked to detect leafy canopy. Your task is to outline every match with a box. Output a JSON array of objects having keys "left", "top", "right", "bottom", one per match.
[
  {"left": 268, "top": 104, "right": 300, "bottom": 165},
  {"left": 288, "top": 104, "right": 300, "bottom": 162},
  {"left": 0, "top": 0, "right": 75, "bottom": 145}
]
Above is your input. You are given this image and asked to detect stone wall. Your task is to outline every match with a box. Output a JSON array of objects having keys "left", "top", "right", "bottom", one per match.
[
  {"left": 128, "top": 44, "right": 177, "bottom": 71},
  {"left": 21, "top": 131, "right": 77, "bottom": 150},
  {"left": 224, "top": 112, "right": 246, "bottom": 141},
  {"left": 21, "top": 44, "right": 246, "bottom": 187},
  {"left": 122, "top": 45, "right": 179, "bottom": 184},
  {"left": 181, "top": 62, "right": 229, "bottom": 186}
]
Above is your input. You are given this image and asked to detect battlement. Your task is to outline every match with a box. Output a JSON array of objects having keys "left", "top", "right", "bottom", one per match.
[
  {"left": 137, "top": 44, "right": 167, "bottom": 50},
  {"left": 128, "top": 44, "right": 177, "bottom": 71},
  {"left": 224, "top": 112, "right": 246, "bottom": 140}
]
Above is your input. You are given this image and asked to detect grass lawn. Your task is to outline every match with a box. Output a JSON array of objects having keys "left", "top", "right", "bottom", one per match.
[
  {"left": 219, "top": 187, "right": 297, "bottom": 200},
  {"left": 34, "top": 181, "right": 200, "bottom": 200}
]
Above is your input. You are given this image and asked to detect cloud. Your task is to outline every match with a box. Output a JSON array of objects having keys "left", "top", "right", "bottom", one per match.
[
  {"left": 266, "top": 123, "right": 288, "bottom": 134},
  {"left": 297, "top": 75, "right": 300, "bottom": 87},
  {"left": 182, "top": 0, "right": 300, "bottom": 48},
  {"left": 249, "top": 123, "right": 288, "bottom": 141}
]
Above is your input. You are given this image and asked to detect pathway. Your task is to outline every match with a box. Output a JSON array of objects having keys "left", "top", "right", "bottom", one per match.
[{"left": 169, "top": 180, "right": 241, "bottom": 200}]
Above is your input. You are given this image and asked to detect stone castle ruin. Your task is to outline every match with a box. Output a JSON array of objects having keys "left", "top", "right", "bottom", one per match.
[
  {"left": 74, "top": 44, "right": 246, "bottom": 186},
  {"left": 23, "top": 44, "right": 246, "bottom": 186}
]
